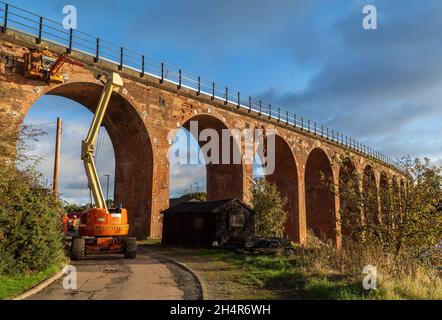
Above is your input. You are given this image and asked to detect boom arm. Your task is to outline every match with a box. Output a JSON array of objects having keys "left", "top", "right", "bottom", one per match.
[
  {"left": 81, "top": 69, "right": 123, "bottom": 211},
  {"left": 48, "top": 54, "right": 123, "bottom": 211}
]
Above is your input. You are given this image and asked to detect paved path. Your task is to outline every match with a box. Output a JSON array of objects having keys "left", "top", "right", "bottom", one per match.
[{"left": 29, "top": 247, "right": 201, "bottom": 300}]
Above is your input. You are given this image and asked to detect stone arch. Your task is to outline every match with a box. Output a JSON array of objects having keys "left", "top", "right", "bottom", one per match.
[
  {"left": 181, "top": 114, "right": 243, "bottom": 201},
  {"left": 339, "top": 157, "right": 360, "bottom": 241},
  {"left": 255, "top": 133, "right": 299, "bottom": 241},
  {"left": 27, "top": 82, "right": 154, "bottom": 239},
  {"left": 305, "top": 147, "right": 336, "bottom": 242},
  {"left": 379, "top": 172, "right": 391, "bottom": 228},
  {"left": 362, "top": 165, "right": 380, "bottom": 225}
]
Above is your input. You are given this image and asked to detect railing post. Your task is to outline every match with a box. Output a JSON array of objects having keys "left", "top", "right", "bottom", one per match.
[
  {"left": 160, "top": 63, "right": 164, "bottom": 83},
  {"left": 308, "top": 120, "right": 310, "bottom": 132},
  {"left": 286, "top": 110, "right": 289, "bottom": 125},
  {"left": 301, "top": 117, "right": 304, "bottom": 130},
  {"left": 224, "top": 87, "right": 228, "bottom": 105},
  {"left": 141, "top": 55, "right": 145, "bottom": 77},
  {"left": 2, "top": 3, "right": 8, "bottom": 33},
  {"left": 67, "top": 28, "right": 73, "bottom": 54},
  {"left": 37, "top": 17, "right": 43, "bottom": 44},
  {"left": 197, "top": 76, "right": 201, "bottom": 96},
  {"left": 277, "top": 107, "right": 280, "bottom": 122},
  {"left": 321, "top": 125, "right": 324, "bottom": 136},
  {"left": 237, "top": 92, "right": 240, "bottom": 108},
  {"left": 268, "top": 104, "right": 272, "bottom": 119},
  {"left": 94, "top": 38, "right": 100, "bottom": 62},
  {"left": 259, "top": 100, "right": 262, "bottom": 116},
  {"left": 178, "top": 69, "right": 182, "bottom": 89},
  {"left": 326, "top": 127, "right": 329, "bottom": 139},
  {"left": 248, "top": 96, "right": 252, "bottom": 112},
  {"left": 293, "top": 114, "right": 297, "bottom": 128},
  {"left": 211, "top": 82, "right": 214, "bottom": 100},
  {"left": 119, "top": 47, "right": 123, "bottom": 70}
]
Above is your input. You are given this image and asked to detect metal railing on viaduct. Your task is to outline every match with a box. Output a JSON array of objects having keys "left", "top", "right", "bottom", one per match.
[{"left": 0, "top": 1, "right": 404, "bottom": 172}]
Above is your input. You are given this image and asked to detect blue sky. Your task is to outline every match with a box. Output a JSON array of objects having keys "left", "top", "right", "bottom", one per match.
[{"left": 16, "top": 0, "right": 442, "bottom": 204}]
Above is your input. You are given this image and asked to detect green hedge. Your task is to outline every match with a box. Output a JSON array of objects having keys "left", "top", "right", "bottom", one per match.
[{"left": 0, "top": 169, "right": 64, "bottom": 276}]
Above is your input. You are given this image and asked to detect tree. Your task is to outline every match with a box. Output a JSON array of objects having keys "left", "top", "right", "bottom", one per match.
[
  {"left": 64, "top": 202, "right": 90, "bottom": 213},
  {"left": 251, "top": 178, "right": 287, "bottom": 238},
  {"left": 186, "top": 192, "right": 207, "bottom": 202},
  {"left": 336, "top": 154, "right": 442, "bottom": 259}
]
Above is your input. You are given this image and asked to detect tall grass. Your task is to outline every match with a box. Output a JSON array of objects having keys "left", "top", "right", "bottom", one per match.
[
  {"left": 199, "top": 233, "right": 441, "bottom": 299},
  {"left": 295, "top": 232, "right": 442, "bottom": 299}
]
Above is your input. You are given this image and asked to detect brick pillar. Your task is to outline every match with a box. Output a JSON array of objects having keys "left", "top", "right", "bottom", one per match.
[
  {"left": 374, "top": 171, "right": 382, "bottom": 225},
  {"left": 149, "top": 137, "right": 171, "bottom": 239},
  {"left": 297, "top": 157, "right": 307, "bottom": 245},
  {"left": 242, "top": 163, "right": 254, "bottom": 206},
  {"left": 332, "top": 164, "right": 342, "bottom": 248},
  {"left": 358, "top": 169, "right": 366, "bottom": 241}
]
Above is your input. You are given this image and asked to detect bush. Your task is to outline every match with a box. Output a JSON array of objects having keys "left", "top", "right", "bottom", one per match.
[
  {"left": 251, "top": 178, "right": 287, "bottom": 238},
  {"left": 0, "top": 111, "right": 64, "bottom": 276}
]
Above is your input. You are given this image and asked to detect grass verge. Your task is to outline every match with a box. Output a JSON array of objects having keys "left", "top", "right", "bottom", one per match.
[
  {"left": 196, "top": 249, "right": 369, "bottom": 299},
  {"left": 0, "top": 262, "right": 63, "bottom": 300},
  {"left": 197, "top": 249, "right": 441, "bottom": 300},
  {"left": 142, "top": 244, "right": 441, "bottom": 300}
]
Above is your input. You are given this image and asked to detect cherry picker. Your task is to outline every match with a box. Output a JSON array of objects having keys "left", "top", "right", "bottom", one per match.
[{"left": 24, "top": 50, "right": 137, "bottom": 260}]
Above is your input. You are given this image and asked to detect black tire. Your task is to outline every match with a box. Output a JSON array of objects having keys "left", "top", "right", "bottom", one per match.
[
  {"left": 122, "top": 237, "right": 137, "bottom": 259},
  {"left": 71, "top": 237, "right": 85, "bottom": 261}
]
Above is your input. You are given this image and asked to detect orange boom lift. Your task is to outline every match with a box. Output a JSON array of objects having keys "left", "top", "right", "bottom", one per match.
[{"left": 25, "top": 52, "right": 137, "bottom": 260}]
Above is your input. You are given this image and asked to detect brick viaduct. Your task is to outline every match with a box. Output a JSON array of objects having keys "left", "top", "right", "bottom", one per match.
[{"left": 0, "top": 30, "right": 407, "bottom": 246}]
